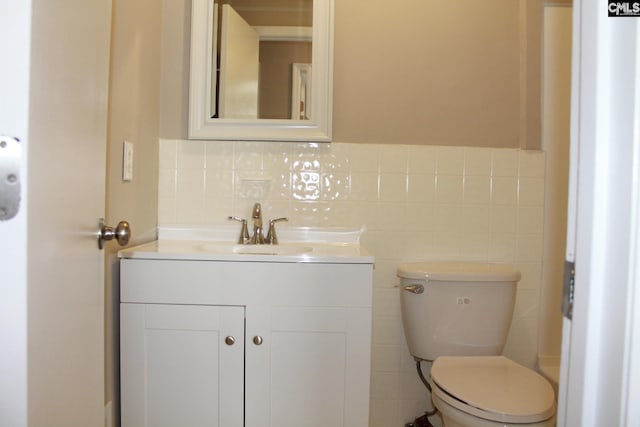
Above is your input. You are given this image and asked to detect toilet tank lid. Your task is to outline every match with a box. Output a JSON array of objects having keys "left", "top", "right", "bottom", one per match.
[{"left": 397, "top": 262, "right": 521, "bottom": 282}]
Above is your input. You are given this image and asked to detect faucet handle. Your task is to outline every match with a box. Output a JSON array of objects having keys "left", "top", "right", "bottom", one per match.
[
  {"left": 266, "top": 217, "right": 288, "bottom": 245},
  {"left": 228, "top": 216, "right": 250, "bottom": 244}
]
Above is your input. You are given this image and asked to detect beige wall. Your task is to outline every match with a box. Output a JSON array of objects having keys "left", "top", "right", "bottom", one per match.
[
  {"left": 159, "top": 0, "right": 542, "bottom": 148},
  {"left": 105, "top": 0, "right": 162, "bottom": 420},
  {"left": 539, "top": 4, "right": 572, "bottom": 361},
  {"left": 160, "top": 0, "right": 191, "bottom": 139},
  {"left": 259, "top": 41, "right": 312, "bottom": 119},
  {"left": 334, "top": 0, "right": 541, "bottom": 148}
]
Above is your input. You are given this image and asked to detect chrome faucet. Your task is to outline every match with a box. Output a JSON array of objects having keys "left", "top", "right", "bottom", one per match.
[
  {"left": 227, "top": 216, "right": 250, "bottom": 244},
  {"left": 250, "top": 202, "right": 265, "bottom": 244},
  {"left": 266, "top": 217, "right": 288, "bottom": 244},
  {"left": 229, "top": 203, "right": 288, "bottom": 245}
]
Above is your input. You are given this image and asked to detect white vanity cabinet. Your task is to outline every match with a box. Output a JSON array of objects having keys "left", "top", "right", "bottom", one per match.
[
  {"left": 120, "top": 255, "right": 373, "bottom": 427},
  {"left": 120, "top": 303, "right": 244, "bottom": 427}
]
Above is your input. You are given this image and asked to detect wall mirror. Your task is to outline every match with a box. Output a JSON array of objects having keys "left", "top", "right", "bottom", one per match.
[{"left": 189, "top": 0, "right": 333, "bottom": 141}]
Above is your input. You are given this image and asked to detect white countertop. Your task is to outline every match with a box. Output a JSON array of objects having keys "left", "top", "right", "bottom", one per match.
[{"left": 118, "top": 226, "right": 374, "bottom": 264}]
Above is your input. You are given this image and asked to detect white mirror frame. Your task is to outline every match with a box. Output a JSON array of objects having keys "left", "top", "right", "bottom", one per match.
[{"left": 188, "top": 0, "right": 334, "bottom": 142}]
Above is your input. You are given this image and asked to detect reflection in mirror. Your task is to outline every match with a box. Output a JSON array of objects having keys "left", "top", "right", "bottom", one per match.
[
  {"left": 213, "top": 0, "right": 313, "bottom": 120},
  {"left": 189, "top": 0, "right": 333, "bottom": 141}
]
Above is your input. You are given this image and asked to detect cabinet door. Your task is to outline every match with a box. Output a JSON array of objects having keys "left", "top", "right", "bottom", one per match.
[
  {"left": 121, "top": 304, "right": 244, "bottom": 427},
  {"left": 246, "top": 306, "right": 372, "bottom": 427}
]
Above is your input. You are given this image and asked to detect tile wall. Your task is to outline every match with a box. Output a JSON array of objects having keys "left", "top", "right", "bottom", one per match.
[{"left": 158, "top": 139, "right": 546, "bottom": 427}]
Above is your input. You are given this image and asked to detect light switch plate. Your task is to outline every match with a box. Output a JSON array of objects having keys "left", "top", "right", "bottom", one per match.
[{"left": 122, "top": 140, "right": 134, "bottom": 182}]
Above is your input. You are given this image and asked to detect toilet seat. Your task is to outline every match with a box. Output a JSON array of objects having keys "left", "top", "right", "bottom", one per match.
[{"left": 430, "top": 356, "right": 555, "bottom": 424}]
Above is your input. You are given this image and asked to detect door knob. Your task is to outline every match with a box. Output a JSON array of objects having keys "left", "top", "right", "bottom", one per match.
[
  {"left": 225, "top": 336, "right": 236, "bottom": 346},
  {"left": 98, "top": 218, "right": 131, "bottom": 249},
  {"left": 253, "top": 335, "right": 263, "bottom": 345}
]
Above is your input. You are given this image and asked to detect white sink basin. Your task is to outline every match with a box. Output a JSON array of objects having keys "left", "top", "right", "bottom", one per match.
[
  {"left": 198, "top": 242, "right": 313, "bottom": 256},
  {"left": 119, "top": 226, "right": 374, "bottom": 263}
]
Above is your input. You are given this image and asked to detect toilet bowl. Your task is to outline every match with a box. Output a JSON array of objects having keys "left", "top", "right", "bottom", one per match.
[
  {"left": 430, "top": 356, "right": 555, "bottom": 427},
  {"left": 397, "top": 262, "right": 557, "bottom": 427}
]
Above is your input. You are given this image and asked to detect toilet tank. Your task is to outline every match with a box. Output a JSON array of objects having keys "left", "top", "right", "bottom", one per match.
[{"left": 398, "top": 262, "right": 520, "bottom": 361}]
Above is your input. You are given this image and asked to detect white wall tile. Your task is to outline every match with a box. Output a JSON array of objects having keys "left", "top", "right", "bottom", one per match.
[
  {"left": 348, "top": 201, "right": 379, "bottom": 231},
  {"left": 460, "top": 205, "right": 490, "bottom": 233},
  {"left": 435, "top": 175, "right": 464, "bottom": 204},
  {"left": 158, "top": 140, "right": 548, "bottom": 422},
  {"left": 204, "top": 140, "right": 234, "bottom": 170},
  {"left": 265, "top": 172, "right": 292, "bottom": 200},
  {"left": 374, "top": 288, "right": 402, "bottom": 317},
  {"left": 350, "top": 172, "right": 379, "bottom": 201},
  {"left": 372, "top": 316, "right": 404, "bottom": 346},
  {"left": 262, "top": 142, "right": 291, "bottom": 172},
  {"left": 516, "top": 234, "right": 544, "bottom": 262},
  {"left": 405, "top": 204, "right": 435, "bottom": 232},
  {"left": 434, "top": 205, "right": 464, "bottom": 232},
  {"left": 176, "top": 169, "right": 205, "bottom": 197},
  {"left": 346, "top": 143, "right": 379, "bottom": 173},
  {"left": 518, "top": 176, "right": 545, "bottom": 206},
  {"left": 175, "top": 195, "right": 205, "bottom": 223},
  {"left": 177, "top": 141, "right": 205, "bottom": 170},
  {"left": 407, "top": 174, "right": 436, "bottom": 203},
  {"left": 379, "top": 173, "right": 408, "bottom": 202},
  {"left": 379, "top": 145, "right": 408, "bottom": 174},
  {"left": 488, "top": 233, "right": 518, "bottom": 261},
  {"left": 491, "top": 176, "right": 518, "bottom": 205},
  {"left": 464, "top": 147, "right": 492, "bottom": 176},
  {"left": 464, "top": 175, "right": 491, "bottom": 204},
  {"left": 376, "top": 203, "right": 408, "bottom": 232},
  {"left": 234, "top": 141, "right": 264, "bottom": 170},
  {"left": 491, "top": 148, "right": 519, "bottom": 176},
  {"left": 158, "top": 169, "right": 177, "bottom": 198},
  {"left": 158, "top": 139, "right": 178, "bottom": 170},
  {"left": 261, "top": 200, "right": 291, "bottom": 224},
  {"left": 436, "top": 146, "right": 465, "bottom": 175},
  {"left": 407, "top": 145, "right": 436, "bottom": 175},
  {"left": 369, "top": 398, "right": 399, "bottom": 427},
  {"left": 518, "top": 206, "right": 545, "bottom": 234},
  {"left": 371, "top": 345, "right": 401, "bottom": 373},
  {"left": 489, "top": 205, "right": 518, "bottom": 233},
  {"left": 157, "top": 196, "right": 177, "bottom": 224},
  {"left": 204, "top": 170, "right": 234, "bottom": 199},
  {"left": 203, "top": 197, "right": 234, "bottom": 225}
]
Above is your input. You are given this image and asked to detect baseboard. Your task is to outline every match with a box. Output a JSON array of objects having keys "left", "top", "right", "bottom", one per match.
[{"left": 105, "top": 401, "right": 113, "bottom": 427}]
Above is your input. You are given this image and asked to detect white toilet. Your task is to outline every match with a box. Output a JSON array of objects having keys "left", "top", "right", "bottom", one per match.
[{"left": 398, "top": 262, "right": 556, "bottom": 427}]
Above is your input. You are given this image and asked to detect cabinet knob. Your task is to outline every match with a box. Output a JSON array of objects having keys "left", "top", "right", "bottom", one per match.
[
  {"left": 225, "top": 336, "right": 236, "bottom": 346},
  {"left": 253, "top": 335, "right": 263, "bottom": 345}
]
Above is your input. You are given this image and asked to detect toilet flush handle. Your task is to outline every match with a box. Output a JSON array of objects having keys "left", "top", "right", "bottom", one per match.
[{"left": 403, "top": 284, "right": 424, "bottom": 294}]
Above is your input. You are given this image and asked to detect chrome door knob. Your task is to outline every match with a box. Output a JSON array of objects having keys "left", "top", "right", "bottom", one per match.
[
  {"left": 98, "top": 218, "right": 131, "bottom": 249},
  {"left": 225, "top": 336, "right": 236, "bottom": 346},
  {"left": 253, "top": 335, "right": 263, "bottom": 345}
]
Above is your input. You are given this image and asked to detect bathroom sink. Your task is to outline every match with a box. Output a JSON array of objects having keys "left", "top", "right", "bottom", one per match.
[
  {"left": 198, "top": 242, "right": 313, "bottom": 256},
  {"left": 119, "top": 226, "right": 374, "bottom": 263}
]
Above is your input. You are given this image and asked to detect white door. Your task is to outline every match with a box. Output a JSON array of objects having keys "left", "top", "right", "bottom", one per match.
[
  {"left": 558, "top": 2, "right": 640, "bottom": 425},
  {"left": 0, "top": 2, "right": 30, "bottom": 426},
  {"left": 0, "top": 1, "right": 112, "bottom": 426},
  {"left": 219, "top": 4, "right": 260, "bottom": 118},
  {"left": 245, "top": 306, "right": 372, "bottom": 427},
  {"left": 120, "top": 304, "right": 244, "bottom": 427}
]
